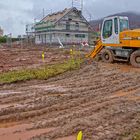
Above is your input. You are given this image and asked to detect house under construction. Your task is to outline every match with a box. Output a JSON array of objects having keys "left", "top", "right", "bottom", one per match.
[{"left": 34, "top": 7, "right": 91, "bottom": 45}]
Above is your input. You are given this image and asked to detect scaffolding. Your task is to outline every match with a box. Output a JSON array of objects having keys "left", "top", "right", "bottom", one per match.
[
  {"left": 6, "top": 33, "right": 12, "bottom": 47},
  {"left": 25, "top": 23, "right": 35, "bottom": 46},
  {"left": 72, "top": 0, "right": 83, "bottom": 13}
]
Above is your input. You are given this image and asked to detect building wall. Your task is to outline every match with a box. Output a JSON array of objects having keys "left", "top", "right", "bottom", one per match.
[{"left": 35, "top": 32, "right": 88, "bottom": 45}]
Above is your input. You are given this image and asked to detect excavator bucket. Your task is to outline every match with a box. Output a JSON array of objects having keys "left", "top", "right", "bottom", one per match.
[{"left": 86, "top": 40, "right": 103, "bottom": 59}]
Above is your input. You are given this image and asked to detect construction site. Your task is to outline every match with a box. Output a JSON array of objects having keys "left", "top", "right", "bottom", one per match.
[
  {"left": 0, "top": 43, "right": 140, "bottom": 140},
  {"left": 0, "top": 0, "right": 140, "bottom": 140}
]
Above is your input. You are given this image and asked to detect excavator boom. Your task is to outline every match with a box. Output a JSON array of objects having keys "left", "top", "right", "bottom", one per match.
[{"left": 87, "top": 40, "right": 103, "bottom": 58}]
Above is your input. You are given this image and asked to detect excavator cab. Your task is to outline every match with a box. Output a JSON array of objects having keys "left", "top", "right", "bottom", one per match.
[
  {"left": 101, "top": 16, "right": 129, "bottom": 44},
  {"left": 87, "top": 16, "right": 129, "bottom": 59}
]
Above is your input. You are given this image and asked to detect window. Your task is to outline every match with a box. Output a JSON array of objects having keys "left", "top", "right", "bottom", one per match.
[
  {"left": 68, "top": 18, "right": 72, "bottom": 21},
  {"left": 75, "top": 34, "right": 85, "bottom": 38},
  {"left": 120, "top": 19, "right": 129, "bottom": 32},
  {"left": 114, "top": 18, "right": 118, "bottom": 34},
  {"left": 66, "top": 34, "right": 70, "bottom": 37},
  {"left": 66, "top": 22, "right": 70, "bottom": 30},
  {"left": 103, "top": 19, "right": 113, "bottom": 39},
  {"left": 39, "top": 35, "right": 40, "bottom": 41},
  {"left": 75, "top": 23, "right": 79, "bottom": 31}
]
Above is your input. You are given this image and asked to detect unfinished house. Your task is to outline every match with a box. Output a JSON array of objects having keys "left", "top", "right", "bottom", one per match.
[{"left": 34, "top": 7, "right": 91, "bottom": 45}]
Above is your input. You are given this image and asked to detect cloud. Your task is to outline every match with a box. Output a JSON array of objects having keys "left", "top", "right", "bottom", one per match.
[
  {"left": 0, "top": 0, "right": 140, "bottom": 37},
  {"left": 0, "top": 0, "right": 33, "bottom": 36},
  {"left": 84, "top": 0, "right": 140, "bottom": 19}
]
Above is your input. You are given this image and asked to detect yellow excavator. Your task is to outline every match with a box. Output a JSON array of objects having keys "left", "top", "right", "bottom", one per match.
[{"left": 87, "top": 16, "right": 140, "bottom": 67}]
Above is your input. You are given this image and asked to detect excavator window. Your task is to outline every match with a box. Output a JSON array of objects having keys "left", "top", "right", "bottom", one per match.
[
  {"left": 120, "top": 19, "right": 129, "bottom": 32},
  {"left": 103, "top": 19, "right": 113, "bottom": 39}
]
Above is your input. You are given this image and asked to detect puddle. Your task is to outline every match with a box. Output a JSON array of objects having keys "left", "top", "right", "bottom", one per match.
[
  {"left": 119, "top": 66, "right": 140, "bottom": 73},
  {"left": 0, "top": 91, "right": 22, "bottom": 95},
  {"left": 111, "top": 91, "right": 129, "bottom": 98},
  {"left": 0, "top": 123, "right": 54, "bottom": 140},
  {"left": 0, "top": 103, "right": 23, "bottom": 110},
  {"left": 30, "top": 85, "right": 68, "bottom": 92},
  {"left": 0, "top": 122, "right": 19, "bottom": 128},
  {"left": 110, "top": 89, "right": 140, "bottom": 98},
  {"left": 56, "top": 135, "right": 76, "bottom": 140},
  {"left": 127, "top": 92, "right": 140, "bottom": 101},
  {"left": 105, "top": 62, "right": 140, "bottom": 73},
  {"left": 127, "top": 96, "right": 140, "bottom": 101},
  {"left": 0, "top": 104, "right": 12, "bottom": 110}
]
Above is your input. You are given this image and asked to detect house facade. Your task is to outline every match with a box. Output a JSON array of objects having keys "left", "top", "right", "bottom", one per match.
[{"left": 34, "top": 7, "right": 91, "bottom": 45}]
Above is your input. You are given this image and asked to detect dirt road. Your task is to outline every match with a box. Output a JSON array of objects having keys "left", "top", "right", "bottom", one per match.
[{"left": 0, "top": 61, "right": 140, "bottom": 140}]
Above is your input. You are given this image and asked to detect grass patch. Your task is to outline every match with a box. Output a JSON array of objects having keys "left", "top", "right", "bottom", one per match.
[
  {"left": 0, "top": 59, "right": 82, "bottom": 84},
  {"left": 133, "top": 131, "right": 140, "bottom": 140},
  {"left": 122, "top": 131, "right": 140, "bottom": 140}
]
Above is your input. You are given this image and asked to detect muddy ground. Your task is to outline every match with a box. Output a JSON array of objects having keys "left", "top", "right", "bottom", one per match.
[
  {"left": 0, "top": 46, "right": 140, "bottom": 140},
  {"left": 0, "top": 45, "right": 71, "bottom": 73}
]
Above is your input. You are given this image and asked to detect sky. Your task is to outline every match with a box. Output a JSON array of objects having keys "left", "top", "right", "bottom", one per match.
[{"left": 0, "top": 0, "right": 140, "bottom": 37}]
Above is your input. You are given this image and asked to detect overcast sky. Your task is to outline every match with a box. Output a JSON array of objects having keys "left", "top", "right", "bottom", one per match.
[{"left": 0, "top": 0, "right": 140, "bottom": 37}]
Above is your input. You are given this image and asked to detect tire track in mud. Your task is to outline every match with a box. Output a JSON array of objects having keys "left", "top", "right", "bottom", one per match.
[
  {"left": 0, "top": 63, "right": 140, "bottom": 140},
  {"left": 0, "top": 77, "right": 135, "bottom": 120},
  {"left": 30, "top": 102, "right": 140, "bottom": 140}
]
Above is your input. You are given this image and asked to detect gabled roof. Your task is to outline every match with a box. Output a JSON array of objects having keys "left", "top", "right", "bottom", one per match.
[
  {"left": 41, "top": 8, "right": 72, "bottom": 23},
  {"left": 40, "top": 7, "right": 91, "bottom": 27}
]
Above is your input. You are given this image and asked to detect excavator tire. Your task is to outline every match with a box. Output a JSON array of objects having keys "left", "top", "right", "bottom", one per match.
[
  {"left": 101, "top": 49, "right": 114, "bottom": 63},
  {"left": 130, "top": 50, "right": 140, "bottom": 68}
]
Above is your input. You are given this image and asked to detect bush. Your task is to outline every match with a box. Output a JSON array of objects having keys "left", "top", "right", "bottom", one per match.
[
  {"left": 0, "top": 36, "right": 6, "bottom": 43},
  {"left": 0, "top": 36, "right": 19, "bottom": 44}
]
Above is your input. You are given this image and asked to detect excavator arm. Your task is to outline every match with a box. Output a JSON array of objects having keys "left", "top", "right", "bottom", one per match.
[{"left": 86, "top": 40, "right": 103, "bottom": 58}]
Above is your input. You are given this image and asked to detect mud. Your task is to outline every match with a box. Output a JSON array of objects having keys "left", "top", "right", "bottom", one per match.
[
  {"left": 0, "top": 46, "right": 70, "bottom": 73},
  {"left": 56, "top": 136, "right": 76, "bottom": 140},
  {"left": 0, "top": 61, "right": 139, "bottom": 140},
  {"left": 0, "top": 123, "right": 54, "bottom": 140},
  {"left": 0, "top": 46, "right": 140, "bottom": 140}
]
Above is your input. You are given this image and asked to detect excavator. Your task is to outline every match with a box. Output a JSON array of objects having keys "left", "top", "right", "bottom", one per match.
[{"left": 87, "top": 16, "right": 140, "bottom": 68}]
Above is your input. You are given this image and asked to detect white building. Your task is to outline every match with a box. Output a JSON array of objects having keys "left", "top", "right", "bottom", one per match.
[{"left": 34, "top": 7, "right": 91, "bottom": 45}]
